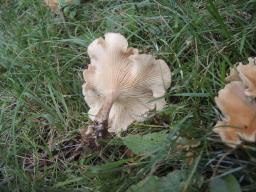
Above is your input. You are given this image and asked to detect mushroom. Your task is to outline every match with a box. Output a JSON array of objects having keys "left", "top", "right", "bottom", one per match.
[
  {"left": 81, "top": 33, "right": 171, "bottom": 140},
  {"left": 225, "top": 57, "right": 256, "bottom": 97},
  {"left": 236, "top": 57, "right": 256, "bottom": 97},
  {"left": 225, "top": 67, "right": 240, "bottom": 83},
  {"left": 44, "top": 0, "right": 73, "bottom": 12},
  {"left": 214, "top": 81, "right": 256, "bottom": 147},
  {"left": 214, "top": 57, "right": 256, "bottom": 147}
]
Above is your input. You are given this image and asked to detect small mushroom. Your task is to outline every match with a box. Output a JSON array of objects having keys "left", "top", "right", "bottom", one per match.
[
  {"left": 82, "top": 33, "right": 171, "bottom": 140},
  {"left": 214, "top": 81, "right": 256, "bottom": 147},
  {"left": 44, "top": 0, "right": 73, "bottom": 12}
]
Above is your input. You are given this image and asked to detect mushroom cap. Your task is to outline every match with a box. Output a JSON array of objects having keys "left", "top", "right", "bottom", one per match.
[
  {"left": 225, "top": 67, "right": 240, "bottom": 83},
  {"left": 225, "top": 57, "right": 256, "bottom": 97},
  {"left": 82, "top": 33, "right": 171, "bottom": 133},
  {"left": 214, "top": 81, "right": 256, "bottom": 147},
  {"left": 237, "top": 57, "right": 256, "bottom": 97}
]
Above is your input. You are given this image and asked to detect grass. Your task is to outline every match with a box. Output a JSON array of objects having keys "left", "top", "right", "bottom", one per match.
[{"left": 0, "top": 0, "right": 256, "bottom": 191}]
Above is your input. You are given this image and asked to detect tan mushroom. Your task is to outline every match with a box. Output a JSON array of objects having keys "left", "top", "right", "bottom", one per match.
[
  {"left": 214, "top": 57, "right": 256, "bottom": 147},
  {"left": 82, "top": 33, "right": 171, "bottom": 138},
  {"left": 225, "top": 67, "right": 240, "bottom": 83},
  {"left": 44, "top": 0, "right": 73, "bottom": 12},
  {"left": 214, "top": 81, "right": 256, "bottom": 147},
  {"left": 236, "top": 57, "right": 256, "bottom": 97},
  {"left": 226, "top": 57, "right": 256, "bottom": 97}
]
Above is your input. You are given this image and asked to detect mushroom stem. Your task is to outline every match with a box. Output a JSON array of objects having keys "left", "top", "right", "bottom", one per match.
[
  {"left": 86, "top": 96, "right": 114, "bottom": 140},
  {"left": 95, "top": 96, "right": 114, "bottom": 123}
]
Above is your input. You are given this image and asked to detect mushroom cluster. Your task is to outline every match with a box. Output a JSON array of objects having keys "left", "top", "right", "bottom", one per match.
[
  {"left": 82, "top": 33, "right": 171, "bottom": 138},
  {"left": 214, "top": 57, "right": 256, "bottom": 147}
]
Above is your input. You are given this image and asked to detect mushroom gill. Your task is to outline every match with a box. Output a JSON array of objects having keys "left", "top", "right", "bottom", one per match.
[
  {"left": 214, "top": 57, "right": 256, "bottom": 147},
  {"left": 82, "top": 33, "right": 171, "bottom": 139}
]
